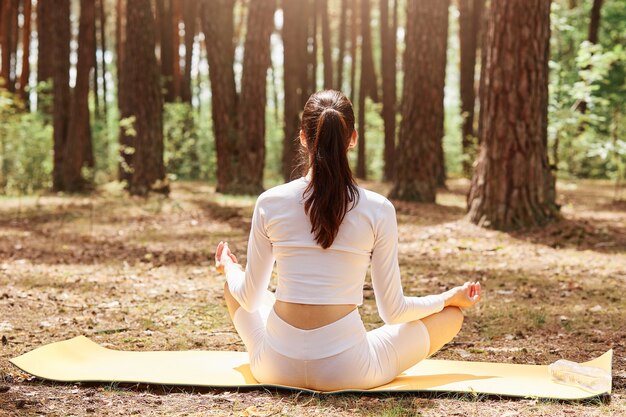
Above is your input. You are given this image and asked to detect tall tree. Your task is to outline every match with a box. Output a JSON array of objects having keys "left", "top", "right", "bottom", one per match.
[
  {"left": 574, "top": 0, "right": 603, "bottom": 113},
  {"left": 349, "top": 0, "right": 358, "bottom": 101},
  {"left": 200, "top": 0, "right": 237, "bottom": 192},
  {"left": 36, "top": 0, "right": 54, "bottom": 111},
  {"left": 98, "top": 0, "right": 108, "bottom": 119},
  {"left": 320, "top": 0, "right": 332, "bottom": 89},
  {"left": 282, "top": 0, "right": 309, "bottom": 181},
  {"left": 51, "top": 0, "right": 71, "bottom": 191},
  {"left": 121, "top": 0, "right": 168, "bottom": 195},
  {"left": 238, "top": 0, "right": 276, "bottom": 192},
  {"left": 307, "top": 0, "right": 318, "bottom": 95},
  {"left": 172, "top": 0, "right": 182, "bottom": 99},
  {"left": 587, "top": 0, "right": 603, "bottom": 44},
  {"left": 63, "top": 0, "right": 96, "bottom": 192},
  {"left": 359, "top": 0, "right": 378, "bottom": 102},
  {"left": 390, "top": 0, "right": 449, "bottom": 202},
  {"left": 116, "top": 0, "right": 133, "bottom": 183},
  {"left": 336, "top": 0, "right": 348, "bottom": 90},
  {"left": 201, "top": 0, "right": 276, "bottom": 194},
  {"left": 18, "top": 0, "right": 32, "bottom": 102},
  {"left": 0, "top": 0, "right": 17, "bottom": 91},
  {"left": 156, "top": 0, "right": 176, "bottom": 102},
  {"left": 181, "top": 0, "right": 197, "bottom": 103},
  {"left": 467, "top": 0, "right": 558, "bottom": 230},
  {"left": 459, "top": 0, "right": 484, "bottom": 177},
  {"left": 380, "top": 0, "right": 397, "bottom": 181}
]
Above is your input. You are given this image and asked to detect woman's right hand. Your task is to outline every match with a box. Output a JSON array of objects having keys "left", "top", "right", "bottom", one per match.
[
  {"left": 443, "top": 281, "right": 481, "bottom": 309},
  {"left": 215, "top": 241, "right": 238, "bottom": 274}
]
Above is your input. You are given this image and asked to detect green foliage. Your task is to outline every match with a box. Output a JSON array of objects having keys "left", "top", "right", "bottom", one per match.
[
  {"left": 163, "top": 102, "right": 215, "bottom": 182},
  {"left": 549, "top": 0, "right": 626, "bottom": 181},
  {"left": 0, "top": 89, "right": 52, "bottom": 195}
]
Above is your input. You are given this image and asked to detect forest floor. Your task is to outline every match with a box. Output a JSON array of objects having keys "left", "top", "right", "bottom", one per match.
[{"left": 0, "top": 178, "right": 625, "bottom": 416}]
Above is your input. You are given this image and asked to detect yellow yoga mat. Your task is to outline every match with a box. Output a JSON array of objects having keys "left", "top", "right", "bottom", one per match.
[{"left": 10, "top": 336, "right": 612, "bottom": 399}]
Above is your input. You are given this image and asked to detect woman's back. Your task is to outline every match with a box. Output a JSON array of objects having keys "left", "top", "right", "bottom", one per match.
[{"left": 259, "top": 176, "right": 388, "bottom": 307}]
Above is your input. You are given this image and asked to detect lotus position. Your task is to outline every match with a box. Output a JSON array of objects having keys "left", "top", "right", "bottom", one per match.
[{"left": 214, "top": 90, "right": 481, "bottom": 391}]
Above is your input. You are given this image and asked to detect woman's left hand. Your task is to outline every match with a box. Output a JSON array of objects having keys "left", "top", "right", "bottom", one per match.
[{"left": 215, "top": 241, "right": 238, "bottom": 274}]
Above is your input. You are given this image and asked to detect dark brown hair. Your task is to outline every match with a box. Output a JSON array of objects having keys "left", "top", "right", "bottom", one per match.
[{"left": 300, "top": 90, "right": 360, "bottom": 249}]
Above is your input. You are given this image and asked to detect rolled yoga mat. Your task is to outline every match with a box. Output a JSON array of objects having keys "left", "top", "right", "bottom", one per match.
[{"left": 10, "top": 336, "right": 612, "bottom": 399}]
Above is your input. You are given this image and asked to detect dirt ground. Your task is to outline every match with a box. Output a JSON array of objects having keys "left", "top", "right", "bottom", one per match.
[{"left": 1, "top": 178, "right": 625, "bottom": 416}]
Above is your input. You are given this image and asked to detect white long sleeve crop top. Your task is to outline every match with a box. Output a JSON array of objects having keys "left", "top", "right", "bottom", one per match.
[{"left": 225, "top": 177, "right": 445, "bottom": 325}]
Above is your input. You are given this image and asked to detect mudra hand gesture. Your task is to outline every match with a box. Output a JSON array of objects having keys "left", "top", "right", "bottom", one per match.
[
  {"left": 215, "top": 241, "right": 239, "bottom": 274},
  {"left": 444, "top": 281, "right": 481, "bottom": 309}
]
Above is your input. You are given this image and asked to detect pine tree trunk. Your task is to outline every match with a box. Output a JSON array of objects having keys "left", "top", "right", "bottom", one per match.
[
  {"left": 124, "top": 0, "right": 168, "bottom": 195},
  {"left": 360, "top": 0, "right": 378, "bottom": 102},
  {"left": 459, "top": 0, "right": 484, "bottom": 177},
  {"left": 389, "top": 0, "right": 449, "bottom": 202},
  {"left": 17, "top": 0, "right": 31, "bottom": 102},
  {"left": 357, "top": 59, "right": 367, "bottom": 179},
  {"left": 349, "top": 0, "right": 358, "bottom": 102},
  {"left": 63, "top": 0, "right": 96, "bottom": 192},
  {"left": 336, "top": 0, "right": 347, "bottom": 90},
  {"left": 200, "top": 0, "right": 238, "bottom": 193},
  {"left": 1, "top": 0, "right": 17, "bottom": 92},
  {"left": 171, "top": 0, "right": 182, "bottom": 99},
  {"left": 320, "top": 0, "right": 332, "bottom": 90},
  {"left": 51, "top": 0, "right": 71, "bottom": 191},
  {"left": 98, "top": 0, "right": 108, "bottom": 119},
  {"left": 116, "top": 0, "right": 133, "bottom": 183},
  {"left": 307, "top": 0, "right": 318, "bottom": 96},
  {"left": 282, "top": 0, "right": 309, "bottom": 181},
  {"left": 156, "top": 0, "right": 175, "bottom": 102},
  {"left": 380, "top": 0, "right": 397, "bottom": 181},
  {"left": 467, "top": 0, "right": 559, "bottom": 230},
  {"left": 588, "top": 0, "right": 603, "bottom": 44},
  {"left": 36, "top": 0, "right": 54, "bottom": 112},
  {"left": 237, "top": 0, "right": 275, "bottom": 194},
  {"left": 181, "top": 0, "right": 196, "bottom": 103},
  {"left": 575, "top": 0, "right": 603, "bottom": 114}
]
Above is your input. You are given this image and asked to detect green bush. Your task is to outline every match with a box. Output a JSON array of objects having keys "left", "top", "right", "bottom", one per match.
[{"left": 0, "top": 90, "right": 53, "bottom": 195}]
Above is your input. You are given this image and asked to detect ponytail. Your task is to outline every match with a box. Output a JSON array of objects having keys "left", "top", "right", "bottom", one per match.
[{"left": 301, "top": 90, "right": 359, "bottom": 249}]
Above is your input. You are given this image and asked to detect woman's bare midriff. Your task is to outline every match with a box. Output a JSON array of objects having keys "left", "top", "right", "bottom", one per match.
[{"left": 273, "top": 300, "right": 357, "bottom": 330}]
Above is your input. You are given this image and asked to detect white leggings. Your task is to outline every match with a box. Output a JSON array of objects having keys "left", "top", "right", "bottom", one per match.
[{"left": 232, "top": 294, "right": 430, "bottom": 391}]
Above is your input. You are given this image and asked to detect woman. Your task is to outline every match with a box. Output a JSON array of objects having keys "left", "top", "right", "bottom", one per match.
[{"left": 214, "top": 90, "right": 481, "bottom": 391}]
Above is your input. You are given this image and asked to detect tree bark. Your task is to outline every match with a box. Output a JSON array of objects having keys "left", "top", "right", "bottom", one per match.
[
  {"left": 172, "top": 0, "right": 182, "bottom": 99},
  {"left": 36, "top": 0, "right": 54, "bottom": 112},
  {"left": 200, "top": 0, "right": 238, "bottom": 192},
  {"left": 467, "top": 0, "right": 559, "bottom": 230},
  {"left": 307, "top": 0, "right": 318, "bottom": 96},
  {"left": 116, "top": 0, "right": 133, "bottom": 183},
  {"left": 349, "top": 0, "right": 358, "bottom": 102},
  {"left": 238, "top": 0, "right": 275, "bottom": 193},
  {"left": 459, "top": 0, "right": 484, "bottom": 177},
  {"left": 98, "top": 0, "right": 108, "bottom": 119},
  {"left": 380, "top": 0, "right": 397, "bottom": 181},
  {"left": 63, "top": 0, "right": 96, "bottom": 192},
  {"left": 200, "top": 0, "right": 275, "bottom": 194},
  {"left": 1, "top": 0, "right": 17, "bottom": 92},
  {"left": 181, "top": 0, "right": 196, "bottom": 103},
  {"left": 51, "top": 0, "right": 71, "bottom": 191},
  {"left": 282, "top": 0, "right": 309, "bottom": 181},
  {"left": 320, "top": 0, "right": 332, "bottom": 89},
  {"left": 359, "top": 0, "right": 378, "bottom": 102},
  {"left": 123, "top": 0, "right": 168, "bottom": 195},
  {"left": 17, "top": 0, "right": 31, "bottom": 102},
  {"left": 156, "top": 0, "right": 175, "bottom": 102},
  {"left": 389, "top": 0, "right": 449, "bottom": 202},
  {"left": 587, "top": 0, "right": 603, "bottom": 44},
  {"left": 356, "top": 60, "right": 367, "bottom": 178},
  {"left": 575, "top": 0, "right": 603, "bottom": 113},
  {"left": 336, "top": 0, "right": 347, "bottom": 90}
]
